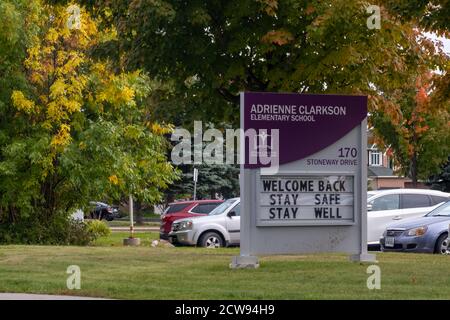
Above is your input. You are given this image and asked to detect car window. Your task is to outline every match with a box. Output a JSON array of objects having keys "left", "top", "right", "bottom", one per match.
[
  {"left": 370, "top": 194, "right": 400, "bottom": 211},
  {"left": 190, "top": 203, "right": 221, "bottom": 214},
  {"left": 209, "top": 199, "right": 237, "bottom": 215},
  {"left": 401, "top": 194, "right": 431, "bottom": 209},
  {"left": 231, "top": 204, "right": 240, "bottom": 216},
  {"left": 427, "top": 201, "right": 450, "bottom": 217},
  {"left": 165, "top": 203, "right": 190, "bottom": 214},
  {"left": 431, "top": 196, "right": 449, "bottom": 206}
]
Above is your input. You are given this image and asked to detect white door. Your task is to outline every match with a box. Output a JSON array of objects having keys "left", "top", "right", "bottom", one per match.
[
  {"left": 367, "top": 194, "right": 401, "bottom": 243},
  {"left": 400, "top": 194, "right": 434, "bottom": 220},
  {"left": 226, "top": 204, "right": 240, "bottom": 244}
]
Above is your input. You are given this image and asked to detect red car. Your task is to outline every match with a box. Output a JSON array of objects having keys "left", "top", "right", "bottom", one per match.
[{"left": 160, "top": 200, "right": 224, "bottom": 240}]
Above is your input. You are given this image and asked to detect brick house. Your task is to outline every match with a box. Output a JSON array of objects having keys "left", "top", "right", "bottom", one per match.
[{"left": 367, "top": 144, "right": 411, "bottom": 190}]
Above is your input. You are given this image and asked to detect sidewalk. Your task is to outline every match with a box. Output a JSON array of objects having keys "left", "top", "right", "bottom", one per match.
[
  {"left": 0, "top": 293, "right": 108, "bottom": 300},
  {"left": 109, "top": 226, "right": 159, "bottom": 232}
]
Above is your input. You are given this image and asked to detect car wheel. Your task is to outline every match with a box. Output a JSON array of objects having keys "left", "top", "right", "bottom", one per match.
[
  {"left": 434, "top": 233, "right": 448, "bottom": 254},
  {"left": 199, "top": 232, "right": 224, "bottom": 248}
]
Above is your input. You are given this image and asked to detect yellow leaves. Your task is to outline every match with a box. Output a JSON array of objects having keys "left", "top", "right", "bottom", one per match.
[
  {"left": 91, "top": 62, "right": 107, "bottom": 74},
  {"left": 121, "top": 86, "right": 135, "bottom": 103},
  {"left": 261, "top": 29, "right": 294, "bottom": 46},
  {"left": 47, "top": 97, "right": 81, "bottom": 123},
  {"left": 78, "top": 141, "right": 86, "bottom": 150},
  {"left": 96, "top": 83, "right": 136, "bottom": 108},
  {"left": 46, "top": 28, "right": 60, "bottom": 43},
  {"left": 98, "top": 26, "right": 118, "bottom": 43},
  {"left": 47, "top": 101, "right": 63, "bottom": 122},
  {"left": 51, "top": 124, "right": 71, "bottom": 149},
  {"left": 26, "top": 45, "right": 41, "bottom": 65},
  {"left": 108, "top": 174, "right": 119, "bottom": 185},
  {"left": 56, "top": 51, "right": 78, "bottom": 71},
  {"left": 50, "top": 79, "right": 66, "bottom": 99},
  {"left": 124, "top": 125, "right": 142, "bottom": 140},
  {"left": 11, "top": 91, "right": 35, "bottom": 114},
  {"left": 150, "top": 123, "right": 173, "bottom": 135},
  {"left": 65, "top": 100, "right": 81, "bottom": 113}
]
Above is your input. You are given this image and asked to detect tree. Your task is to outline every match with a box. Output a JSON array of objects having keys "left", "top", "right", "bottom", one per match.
[
  {"left": 382, "top": 0, "right": 450, "bottom": 35},
  {"left": 85, "top": 0, "right": 444, "bottom": 127},
  {"left": 0, "top": 3, "right": 178, "bottom": 237},
  {"left": 428, "top": 157, "right": 450, "bottom": 192},
  {"left": 164, "top": 163, "right": 239, "bottom": 204},
  {"left": 371, "top": 71, "right": 450, "bottom": 186},
  {"left": 382, "top": 0, "right": 450, "bottom": 117}
]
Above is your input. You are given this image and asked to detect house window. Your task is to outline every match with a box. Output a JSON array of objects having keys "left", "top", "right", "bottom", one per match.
[{"left": 369, "top": 150, "right": 382, "bottom": 166}]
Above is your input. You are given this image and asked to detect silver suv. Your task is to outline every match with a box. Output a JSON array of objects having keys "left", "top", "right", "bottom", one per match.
[{"left": 169, "top": 198, "right": 240, "bottom": 248}]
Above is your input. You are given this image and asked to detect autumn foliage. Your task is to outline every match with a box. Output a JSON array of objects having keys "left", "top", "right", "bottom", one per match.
[{"left": 0, "top": 2, "right": 177, "bottom": 243}]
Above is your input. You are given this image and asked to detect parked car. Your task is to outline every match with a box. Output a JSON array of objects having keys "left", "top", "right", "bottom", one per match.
[
  {"left": 159, "top": 199, "right": 224, "bottom": 240},
  {"left": 367, "top": 189, "right": 450, "bottom": 244},
  {"left": 380, "top": 200, "right": 450, "bottom": 254},
  {"left": 87, "top": 201, "right": 119, "bottom": 221},
  {"left": 169, "top": 198, "right": 240, "bottom": 248}
]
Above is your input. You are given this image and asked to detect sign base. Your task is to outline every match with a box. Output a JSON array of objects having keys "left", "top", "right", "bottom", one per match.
[
  {"left": 349, "top": 253, "right": 377, "bottom": 263},
  {"left": 230, "top": 256, "right": 260, "bottom": 269},
  {"left": 123, "top": 237, "right": 141, "bottom": 246}
]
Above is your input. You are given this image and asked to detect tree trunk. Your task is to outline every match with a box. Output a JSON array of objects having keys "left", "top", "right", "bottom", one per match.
[
  {"left": 411, "top": 152, "right": 418, "bottom": 188},
  {"left": 135, "top": 201, "right": 144, "bottom": 225}
]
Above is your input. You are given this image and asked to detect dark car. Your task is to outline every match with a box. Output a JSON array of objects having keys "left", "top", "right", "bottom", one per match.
[
  {"left": 160, "top": 200, "right": 224, "bottom": 240},
  {"left": 380, "top": 200, "right": 450, "bottom": 254},
  {"left": 88, "top": 201, "right": 119, "bottom": 221}
]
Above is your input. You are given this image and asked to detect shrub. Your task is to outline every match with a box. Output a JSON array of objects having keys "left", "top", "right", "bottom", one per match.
[
  {"left": 0, "top": 215, "right": 110, "bottom": 246},
  {"left": 66, "top": 219, "right": 97, "bottom": 246},
  {"left": 86, "top": 219, "right": 111, "bottom": 239}
]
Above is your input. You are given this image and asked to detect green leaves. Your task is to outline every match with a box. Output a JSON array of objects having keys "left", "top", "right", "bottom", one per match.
[
  {"left": 0, "top": 2, "right": 178, "bottom": 227},
  {"left": 98, "top": 0, "right": 446, "bottom": 127}
]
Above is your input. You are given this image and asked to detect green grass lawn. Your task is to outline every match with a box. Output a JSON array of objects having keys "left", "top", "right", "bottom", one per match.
[{"left": 1, "top": 232, "right": 450, "bottom": 299}]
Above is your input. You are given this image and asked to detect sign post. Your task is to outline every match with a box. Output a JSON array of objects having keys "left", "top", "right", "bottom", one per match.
[
  {"left": 231, "top": 92, "right": 376, "bottom": 268},
  {"left": 193, "top": 168, "right": 198, "bottom": 200},
  {"left": 123, "top": 194, "right": 141, "bottom": 246}
]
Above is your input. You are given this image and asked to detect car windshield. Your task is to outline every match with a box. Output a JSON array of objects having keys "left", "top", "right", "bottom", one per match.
[
  {"left": 426, "top": 201, "right": 450, "bottom": 217},
  {"left": 208, "top": 199, "right": 237, "bottom": 215},
  {"left": 367, "top": 191, "right": 377, "bottom": 198}
]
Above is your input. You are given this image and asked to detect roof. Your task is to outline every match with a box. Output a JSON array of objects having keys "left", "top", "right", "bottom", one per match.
[
  {"left": 367, "top": 166, "right": 395, "bottom": 177},
  {"left": 169, "top": 199, "right": 223, "bottom": 205},
  {"left": 368, "top": 188, "right": 450, "bottom": 197}
]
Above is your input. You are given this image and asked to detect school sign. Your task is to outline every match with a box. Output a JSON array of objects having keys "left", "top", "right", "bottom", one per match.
[{"left": 232, "top": 92, "right": 376, "bottom": 268}]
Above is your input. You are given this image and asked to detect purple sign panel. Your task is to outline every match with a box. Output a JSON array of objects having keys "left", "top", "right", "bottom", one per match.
[{"left": 242, "top": 92, "right": 367, "bottom": 168}]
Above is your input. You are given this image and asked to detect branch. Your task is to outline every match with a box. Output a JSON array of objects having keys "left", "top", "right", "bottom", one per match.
[{"left": 216, "top": 87, "right": 239, "bottom": 105}]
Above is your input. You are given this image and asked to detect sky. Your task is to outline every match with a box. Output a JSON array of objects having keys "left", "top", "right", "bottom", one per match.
[{"left": 425, "top": 32, "right": 450, "bottom": 55}]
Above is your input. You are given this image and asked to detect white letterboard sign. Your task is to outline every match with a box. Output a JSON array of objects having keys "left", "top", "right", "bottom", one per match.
[{"left": 257, "top": 175, "right": 355, "bottom": 226}]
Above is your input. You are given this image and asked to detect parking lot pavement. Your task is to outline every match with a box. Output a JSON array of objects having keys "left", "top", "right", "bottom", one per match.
[
  {"left": 109, "top": 226, "right": 159, "bottom": 232},
  {"left": 0, "top": 293, "right": 108, "bottom": 300}
]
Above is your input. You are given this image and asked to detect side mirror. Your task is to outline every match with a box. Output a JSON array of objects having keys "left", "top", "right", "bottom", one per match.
[
  {"left": 367, "top": 204, "right": 373, "bottom": 212},
  {"left": 227, "top": 211, "right": 236, "bottom": 218}
]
